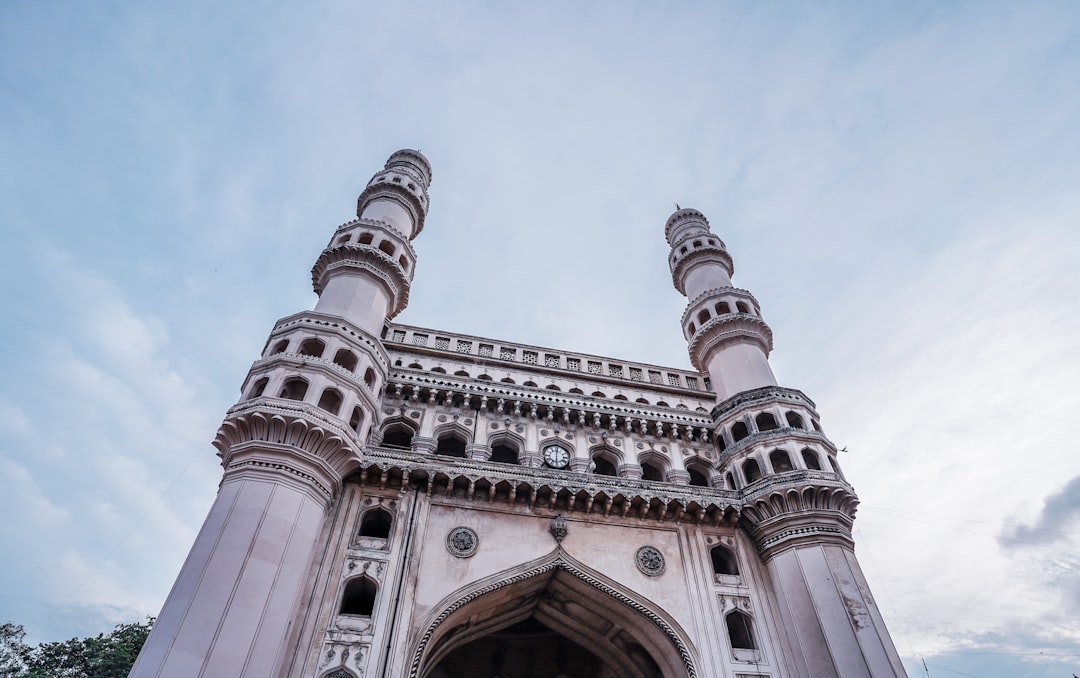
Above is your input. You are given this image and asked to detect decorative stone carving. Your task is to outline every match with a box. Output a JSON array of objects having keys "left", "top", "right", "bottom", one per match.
[
  {"left": 446, "top": 527, "right": 478, "bottom": 558},
  {"left": 636, "top": 545, "right": 666, "bottom": 576},
  {"left": 550, "top": 514, "right": 568, "bottom": 544}
]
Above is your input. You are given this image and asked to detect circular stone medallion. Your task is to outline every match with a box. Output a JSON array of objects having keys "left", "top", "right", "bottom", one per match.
[
  {"left": 636, "top": 545, "right": 666, "bottom": 576},
  {"left": 446, "top": 527, "right": 479, "bottom": 558}
]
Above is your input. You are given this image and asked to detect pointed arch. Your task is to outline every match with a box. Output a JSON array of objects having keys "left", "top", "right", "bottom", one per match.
[
  {"left": 409, "top": 551, "right": 697, "bottom": 678},
  {"left": 381, "top": 417, "right": 417, "bottom": 450}
]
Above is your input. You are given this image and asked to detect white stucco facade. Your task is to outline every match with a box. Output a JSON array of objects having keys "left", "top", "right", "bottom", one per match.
[{"left": 130, "top": 150, "right": 906, "bottom": 678}]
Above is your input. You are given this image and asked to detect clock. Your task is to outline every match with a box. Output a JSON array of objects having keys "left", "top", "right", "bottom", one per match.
[{"left": 543, "top": 445, "right": 570, "bottom": 469}]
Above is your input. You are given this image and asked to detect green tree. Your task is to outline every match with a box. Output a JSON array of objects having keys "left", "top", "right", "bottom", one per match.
[{"left": 0, "top": 619, "right": 152, "bottom": 678}]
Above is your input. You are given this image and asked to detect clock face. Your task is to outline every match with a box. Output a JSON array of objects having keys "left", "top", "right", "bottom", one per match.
[{"left": 543, "top": 445, "right": 570, "bottom": 469}]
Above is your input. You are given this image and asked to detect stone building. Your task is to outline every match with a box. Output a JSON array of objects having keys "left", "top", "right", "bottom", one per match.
[{"left": 130, "top": 150, "right": 906, "bottom": 677}]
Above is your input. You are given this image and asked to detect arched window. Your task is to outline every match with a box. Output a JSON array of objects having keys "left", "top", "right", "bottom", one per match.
[
  {"left": 635, "top": 397, "right": 649, "bottom": 405},
  {"left": 489, "top": 443, "right": 519, "bottom": 465},
  {"left": 731, "top": 421, "right": 749, "bottom": 441},
  {"left": 478, "top": 374, "right": 493, "bottom": 381},
  {"left": 377, "top": 240, "right": 395, "bottom": 256},
  {"left": 812, "top": 419, "right": 822, "bottom": 432},
  {"left": 569, "top": 388, "right": 584, "bottom": 395},
  {"left": 279, "top": 377, "right": 308, "bottom": 401},
  {"left": 802, "top": 448, "right": 822, "bottom": 470},
  {"left": 711, "top": 545, "right": 739, "bottom": 575},
  {"left": 726, "top": 610, "right": 756, "bottom": 649},
  {"left": 736, "top": 302, "right": 750, "bottom": 314},
  {"left": 755, "top": 412, "right": 779, "bottom": 431},
  {"left": 359, "top": 508, "right": 392, "bottom": 539},
  {"left": 697, "top": 309, "right": 710, "bottom": 325},
  {"left": 743, "top": 458, "right": 762, "bottom": 483},
  {"left": 687, "top": 465, "right": 710, "bottom": 487},
  {"left": 317, "top": 388, "right": 343, "bottom": 415},
  {"left": 613, "top": 394, "right": 628, "bottom": 401},
  {"left": 364, "top": 367, "right": 376, "bottom": 389},
  {"left": 336, "top": 235, "right": 350, "bottom": 245},
  {"left": 270, "top": 340, "right": 289, "bottom": 355},
  {"left": 716, "top": 436, "right": 727, "bottom": 452},
  {"left": 408, "top": 362, "right": 423, "bottom": 369},
  {"left": 299, "top": 338, "right": 325, "bottom": 358},
  {"left": 435, "top": 434, "right": 467, "bottom": 458},
  {"left": 500, "top": 377, "right": 515, "bottom": 384},
  {"left": 349, "top": 406, "right": 363, "bottom": 432},
  {"left": 524, "top": 381, "right": 538, "bottom": 387},
  {"left": 656, "top": 401, "right": 669, "bottom": 407},
  {"left": 545, "top": 384, "right": 561, "bottom": 391},
  {"left": 333, "top": 349, "right": 358, "bottom": 371},
  {"left": 339, "top": 576, "right": 377, "bottom": 616},
  {"left": 715, "top": 301, "right": 732, "bottom": 315},
  {"left": 591, "top": 391, "right": 606, "bottom": 398},
  {"left": 358, "top": 232, "right": 374, "bottom": 245},
  {"left": 248, "top": 377, "right": 269, "bottom": 399},
  {"left": 688, "top": 322, "right": 696, "bottom": 335},
  {"left": 725, "top": 472, "right": 737, "bottom": 490},
  {"left": 398, "top": 254, "right": 408, "bottom": 270},
  {"left": 454, "top": 370, "right": 470, "bottom": 378},
  {"left": 431, "top": 367, "right": 446, "bottom": 374},
  {"left": 785, "top": 411, "right": 805, "bottom": 429},
  {"left": 641, "top": 461, "right": 664, "bottom": 482},
  {"left": 592, "top": 456, "right": 617, "bottom": 476},
  {"left": 769, "top": 449, "right": 793, "bottom": 473},
  {"left": 382, "top": 424, "right": 414, "bottom": 450}
]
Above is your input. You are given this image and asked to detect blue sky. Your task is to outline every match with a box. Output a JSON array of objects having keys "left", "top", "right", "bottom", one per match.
[{"left": 2, "top": 2, "right": 1079, "bottom": 676}]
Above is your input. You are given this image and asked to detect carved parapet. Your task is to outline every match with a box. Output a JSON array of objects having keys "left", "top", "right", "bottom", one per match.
[
  {"left": 687, "top": 314, "right": 773, "bottom": 371},
  {"left": 711, "top": 385, "right": 816, "bottom": 420},
  {"left": 213, "top": 399, "right": 363, "bottom": 507},
  {"left": 311, "top": 244, "right": 412, "bottom": 319},
  {"left": 737, "top": 471, "right": 859, "bottom": 560}
]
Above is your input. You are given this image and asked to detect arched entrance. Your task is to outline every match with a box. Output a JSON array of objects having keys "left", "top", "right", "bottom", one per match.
[{"left": 411, "top": 553, "right": 696, "bottom": 678}]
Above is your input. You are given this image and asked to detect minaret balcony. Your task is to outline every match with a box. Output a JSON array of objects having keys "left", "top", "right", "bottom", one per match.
[
  {"left": 669, "top": 241, "right": 734, "bottom": 296},
  {"left": 311, "top": 241, "right": 413, "bottom": 319},
  {"left": 686, "top": 314, "right": 773, "bottom": 371}
]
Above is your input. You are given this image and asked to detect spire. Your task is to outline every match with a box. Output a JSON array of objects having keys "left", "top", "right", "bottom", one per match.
[
  {"left": 666, "top": 207, "right": 775, "bottom": 402},
  {"left": 313, "top": 149, "right": 433, "bottom": 333}
]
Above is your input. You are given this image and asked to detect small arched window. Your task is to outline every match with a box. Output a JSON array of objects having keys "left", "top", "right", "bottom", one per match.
[
  {"left": 641, "top": 462, "right": 664, "bottom": 482},
  {"left": 769, "top": 449, "right": 793, "bottom": 473},
  {"left": 454, "top": 370, "right": 470, "bottom": 378},
  {"left": 500, "top": 377, "right": 515, "bottom": 384},
  {"left": 299, "top": 338, "right": 325, "bottom": 358},
  {"left": 592, "top": 456, "right": 617, "bottom": 476},
  {"left": 812, "top": 419, "right": 822, "bottom": 432},
  {"left": 279, "top": 377, "right": 308, "bottom": 401},
  {"left": 364, "top": 368, "right": 376, "bottom": 389},
  {"left": 270, "top": 340, "right": 289, "bottom": 355},
  {"left": 716, "top": 436, "right": 727, "bottom": 452},
  {"left": 687, "top": 465, "right": 710, "bottom": 487},
  {"left": 378, "top": 240, "right": 395, "bottom": 257},
  {"left": 435, "top": 434, "right": 467, "bottom": 458},
  {"left": 382, "top": 424, "right": 414, "bottom": 450},
  {"left": 569, "top": 388, "right": 584, "bottom": 395},
  {"left": 336, "top": 235, "right": 350, "bottom": 245},
  {"left": 726, "top": 610, "right": 756, "bottom": 649},
  {"left": 340, "top": 576, "right": 378, "bottom": 616},
  {"left": 697, "top": 309, "right": 710, "bottom": 325},
  {"left": 711, "top": 545, "right": 739, "bottom": 575},
  {"left": 785, "top": 411, "right": 805, "bottom": 429},
  {"left": 725, "top": 472, "right": 737, "bottom": 490},
  {"left": 731, "top": 422, "right": 749, "bottom": 442},
  {"left": 591, "top": 391, "right": 606, "bottom": 398},
  {"left": 524, "top": 381, "right": 538, "bottom": 387},
  {"left": 359, "top": 508, "right": 392, "bottom": 539},
  {"left": 736, "top": 302, "right": 750, "bottom": 314},
  {"left": 398, "top": 254, "right": 408, "bottom": 270},
  {"left": 635, "top": 397, "right": 650, "bottom": 405},
  {"left": 755, "top": 412, "right": 779, "bottom": 431},
  {"left": 490, "top": 443, "right": 519, "bottom": 465},
  {"left": 358, "top": 232, "right": 374, "bottom": 245},
  {"left": 545, "top": 384, "right": 561, "bottom": 391},
  {"left": 333, "top": 349, "right": 358, "bottom": 372},
  {"left": 743, "top": 459, "right": 762, "bottom": 483},
  {"left": 248, "top": 377, "right": 269, "bottom": 399},
  {"left": 802, "top": 448, "right": 822, "bottom": 470},
  {"left": 317, "top": 388, "right": 343, "bottom": 415},
  {"left": 349, "top": 406, "right": 363, "bottom": 432},
  {"left": 715, "top": 301, "right": 732, "bottom": 315}
]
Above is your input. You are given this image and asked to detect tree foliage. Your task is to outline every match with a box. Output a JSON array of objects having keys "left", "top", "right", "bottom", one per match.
[{"left": 0, "top": 619, "right": 152, "bottom": 678}]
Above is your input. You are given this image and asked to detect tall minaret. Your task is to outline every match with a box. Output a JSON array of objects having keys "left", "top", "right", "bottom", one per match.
[
  {"left": 667, "top": 208, "right": 907, "bottom": 677},
  {"left": 130, "top": 150, "right": 431, "bottom": 678}
]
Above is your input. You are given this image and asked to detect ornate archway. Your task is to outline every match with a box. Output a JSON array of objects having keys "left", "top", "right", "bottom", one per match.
[{"left": 410, "top": 551, "right": 696, "bottom": 678}]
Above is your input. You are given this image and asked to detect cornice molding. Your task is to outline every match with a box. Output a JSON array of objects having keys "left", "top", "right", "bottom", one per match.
[{"left": 670, "top": 246, "right": 734, "bottom": 296}]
